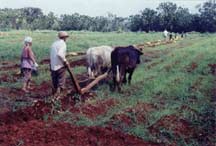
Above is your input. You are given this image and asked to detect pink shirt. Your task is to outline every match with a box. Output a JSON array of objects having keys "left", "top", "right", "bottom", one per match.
[{"left": 21, "top": 46, "right": 35, "bottom": 69}]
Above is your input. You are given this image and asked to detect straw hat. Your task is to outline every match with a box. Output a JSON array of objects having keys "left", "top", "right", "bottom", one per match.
[{"left": 58, "top": 31, "right": 69, "bottom": 38}]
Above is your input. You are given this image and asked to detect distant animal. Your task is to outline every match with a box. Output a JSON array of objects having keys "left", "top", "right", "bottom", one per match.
[
  {"left": 86, "top": 45, "right": 114, "bottom": 78},
  {"left": 111, "top": 45, "right": 143, "bottom": 92}
]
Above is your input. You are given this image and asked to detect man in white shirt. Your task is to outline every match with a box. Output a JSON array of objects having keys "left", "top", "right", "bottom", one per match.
[
  {"left": 50, "top": 31, "right": 70, "bottom": 95},
  {"left": 163, "top": 29, "right": 169, "bottom": 40}
]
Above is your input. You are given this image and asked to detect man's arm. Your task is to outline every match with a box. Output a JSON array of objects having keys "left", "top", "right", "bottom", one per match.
[{"left": 57, "top": 45, "right": 70, "bottom": 67}]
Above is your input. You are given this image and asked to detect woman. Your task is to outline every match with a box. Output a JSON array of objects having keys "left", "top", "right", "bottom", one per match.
[{"left": 20, "top": 36, "right": 38, "bottom": 93}]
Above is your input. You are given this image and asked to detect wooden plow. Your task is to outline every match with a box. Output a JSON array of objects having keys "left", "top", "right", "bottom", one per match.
[{"left": 66, "top": 65, "right": 108, "bottom": 95}]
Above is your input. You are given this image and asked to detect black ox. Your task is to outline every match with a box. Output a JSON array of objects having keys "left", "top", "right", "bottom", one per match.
[{"left": 111, "top": 45, "right": 143, "bottom": 92}]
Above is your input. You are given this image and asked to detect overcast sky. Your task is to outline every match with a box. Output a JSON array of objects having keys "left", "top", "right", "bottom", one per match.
[{"left": 0, "top": 0, "right": 207, "bottom": 17}]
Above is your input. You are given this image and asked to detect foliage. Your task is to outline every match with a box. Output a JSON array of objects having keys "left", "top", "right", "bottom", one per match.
[{"left": 0, "top": 1, "right": 216, "bottom": 32}]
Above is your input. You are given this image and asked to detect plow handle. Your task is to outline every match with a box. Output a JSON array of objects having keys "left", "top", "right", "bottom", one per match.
[{"left": 66, "top": 65, "right": 82, "bottom": 94}]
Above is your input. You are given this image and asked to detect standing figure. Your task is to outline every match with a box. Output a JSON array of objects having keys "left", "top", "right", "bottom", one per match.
[
  {"left": 163, "top": 29, "right": 169, "bottom": 40},
  {"left": 21, "top": 36, "right": 38, "bottom": 93},
  {"left": 50, "top": 31, "right": 70, "bottom": 95},
  {"left": 169, "top": 33, "right": 173, "bottom": 41}
]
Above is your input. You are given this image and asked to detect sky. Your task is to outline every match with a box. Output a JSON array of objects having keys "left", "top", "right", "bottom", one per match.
[{"left": 0, "top": 0, "right": 207, "bottom": 17}]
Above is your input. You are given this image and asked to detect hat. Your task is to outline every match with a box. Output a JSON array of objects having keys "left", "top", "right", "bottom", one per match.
[
  {"left": 24, "top": 36, "right": 32, "bottom": 43},
  {"left": 58, "top": 31, "right": 69, "bottom": 38}
]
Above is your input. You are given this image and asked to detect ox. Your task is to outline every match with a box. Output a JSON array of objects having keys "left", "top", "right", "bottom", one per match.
[
  {"left": 86, "top": 45, "right": 114, "bottom": 78},
  {"left": 111, "top": 45, "right": 143, "bottom": 92}
]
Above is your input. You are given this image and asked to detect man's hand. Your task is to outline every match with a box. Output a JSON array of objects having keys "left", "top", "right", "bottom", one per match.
[
  {"left": 63, "top": 60, "right": 70, "bottom": 68},
  {"left": 34, "top": 62, "right": 39, "bottom": 68}
]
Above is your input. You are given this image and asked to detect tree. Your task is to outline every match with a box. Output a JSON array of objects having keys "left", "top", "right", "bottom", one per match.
[
  {"left": 22, "top": 7, "right": 43, "bottom": 24},
  {"left": 129, "top": 14, "right": 142, "bottom": 31},
  {"left": 199, "top": 0, "right": 216, "bottom": 32},
  {"left": 173, "top": 7, "right": 193, "bottom": 32},
  {"left": 157, "top": 2, "right": 178, "bottom": 31},
  {"left": 140, "top": 8, "right": 158, "bottom": 32}
]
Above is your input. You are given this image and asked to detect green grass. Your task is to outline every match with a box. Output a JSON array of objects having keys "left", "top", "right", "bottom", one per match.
[
  {"left": 0, "top": 30, "right": 215, "bottom": 145},
  {"left": 0, "top": 30, "right": 163, "bottom": 61}
]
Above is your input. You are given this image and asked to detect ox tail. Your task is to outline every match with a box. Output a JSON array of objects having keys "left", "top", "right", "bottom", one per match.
[{"left": 116, "top": 65, "right": 120, "bottom": 82}]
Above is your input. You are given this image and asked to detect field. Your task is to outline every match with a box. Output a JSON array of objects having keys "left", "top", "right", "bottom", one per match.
[{"left": 0, "top": 30, "right": 215, "bottom": 146}]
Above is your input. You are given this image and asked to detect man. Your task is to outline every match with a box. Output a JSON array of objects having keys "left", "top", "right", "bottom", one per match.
[
  {"left": 50, "top": 31, "right": 70, "bottom": 95},
  {"left": 163, "top": 29, "right": 168, "bottom": 40}
]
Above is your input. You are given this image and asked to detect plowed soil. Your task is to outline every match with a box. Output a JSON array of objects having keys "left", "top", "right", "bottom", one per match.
[
  {"left": 0, "top": 59, "right": 161, "bottom": 145},
  {"left": 0, "top": 120, "right": 161, "bottom": 146}
]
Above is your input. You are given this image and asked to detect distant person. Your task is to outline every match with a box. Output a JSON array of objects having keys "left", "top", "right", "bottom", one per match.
[
  {"left": 181, "top": 32, "right": 184, "bottom": 38},
  {"left": 50, "top": 31, "right": 70, "bottom": 95},
  {"left": 174, "top": 33, "right": 177, "bottom": 39},
  {"left": 20, "top": 36, "right": 38, "bottom": 93},
  {"left": 169, "top": 33, "right": 173, "bottom": 41},
  {"left": 163, "top": 29, "right": 168, "bottom": 40}
]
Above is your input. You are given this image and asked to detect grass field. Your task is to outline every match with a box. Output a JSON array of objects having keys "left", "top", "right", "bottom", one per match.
[{"left": 0, "top": 30, "right": 215, "bottom": 145}]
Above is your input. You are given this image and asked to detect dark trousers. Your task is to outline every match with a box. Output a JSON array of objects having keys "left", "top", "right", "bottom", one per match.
[
  {"left": 22, "top": 68, "right": 32, "bottom": 83},
  {"left": 51, "top": 67, "right": 66, "bottom": 93}
]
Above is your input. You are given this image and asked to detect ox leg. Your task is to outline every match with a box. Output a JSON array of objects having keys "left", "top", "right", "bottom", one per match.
[
  {"left": 128, "top": 68, "right": 134, "bottom": 85},
  {"left": 122, "top": 71, "right": 127, "bottom": 84},
  {"left": 116, "top": 66, "right": 121, "bottom": 92},
  {"left": 88, "top": 67, "right": 95, "bottom": 79},
  {"left": 112, "top": 76, "right": 117, "bottom": 91},
  {"left": 117, "top": 81, "right": 121, "bottom": 92},
  {"left": 88, "top": 67, "right": 92, "bottom": 78},
  {"left": 110, "top": 66, "right": 117, "bottom": 91},
  {"left": 117, "top": 66, "right": 126, "bottom": 92}
]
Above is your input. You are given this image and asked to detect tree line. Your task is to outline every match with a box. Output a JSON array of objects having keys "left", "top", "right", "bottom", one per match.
[{"left": 0, "top": 0, "right": 215, "bottom": 33}]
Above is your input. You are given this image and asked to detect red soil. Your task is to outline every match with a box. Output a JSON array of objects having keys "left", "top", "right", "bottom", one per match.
[
  {"left": 69, "top": 58, "right": 87, "bottom": 67},
  {"left": 0, "top": 98, "right": 117, "bottom": 125},
  {"left": 0, "top": 63, "right": 19, "bottom": 71},
  {"left": 0, "top": 87, "right": 24, "bottom": 99},
  {"left": 0, "top": 74, "right": 17, "bottom": 83},
  {"left": 30, "top": 81, "right": 52, "bottom": 98},
  {"left": 0, "top": 98, "right": 163, "bottom": 146},
  {"left": 70, "top": 98, "right": 118, "bottom": 119},
  {"left": 109, "top": 103, "right": 156, "bottom": 129},
  {"left": 0, "top": 81, "right": 52, "bottom": 100},
  {"left": 208, "top": 64, "right": 216, "bottom": 75},
  {"left": 148, "top": 115, "right": 197, "bottom": 139},
  {"left": 0, "top": 71, "right": 22, "bottom": 83},
  {"left": 0, "top": 120, "right": 161, "bottom": 146},
  {"left": 0, "top": 100, "right": 51, "bottom": 125}
]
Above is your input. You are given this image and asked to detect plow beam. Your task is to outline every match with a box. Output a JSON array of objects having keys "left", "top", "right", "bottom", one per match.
[{"left": 67, "top": 65, "right": 108, "bottom": 95}]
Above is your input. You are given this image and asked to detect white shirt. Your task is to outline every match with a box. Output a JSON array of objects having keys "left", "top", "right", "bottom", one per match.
[
  {"left": 50, "top": 39, "right": 67, "bottom": 71},
  {"left": 164, "top": 30, "right": 168, "bottom": 37}
]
